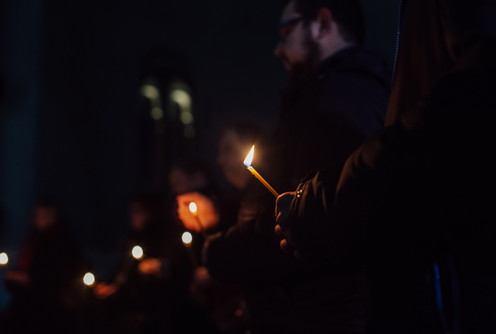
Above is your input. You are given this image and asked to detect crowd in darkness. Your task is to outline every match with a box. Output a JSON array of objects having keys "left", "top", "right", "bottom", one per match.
[
  {"left": 2, "top": 0, "right": 496, "bottom": 333},
  {"left": 1, "top": 123, "right": 262, "bottom": 334}
]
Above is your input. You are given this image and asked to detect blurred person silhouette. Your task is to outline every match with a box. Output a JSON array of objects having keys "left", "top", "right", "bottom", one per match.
[
  {"left": 275, "top": 0, "right": 496, "bottom": 333},
  {"left": 170, "top": 158, "right": 219, "bottom": 264},
  {"left": 168, "top": 160, "right": 226, "bottom": 334},
  {"left": 2, "top": 199, "right": 83, "bottom": 334},
  {"left": 93, "top": 194, "right": 188, "bottom": 334},
  {"left": 169, "top": 158, "right": 218, "bottom": 197},
  {"left": 177, "top": 123, "right": 264, "bottom": 333},
  {"left": 187, "top": 1, "right": 388, "bottom": 333},
  {"left": 177, "top": 124, "right": 264, "bottom": 233}
]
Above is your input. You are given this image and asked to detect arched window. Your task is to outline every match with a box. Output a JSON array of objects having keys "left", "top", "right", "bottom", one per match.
[{"left": 137, "top": 76, "right": 196, "bottom": 191}]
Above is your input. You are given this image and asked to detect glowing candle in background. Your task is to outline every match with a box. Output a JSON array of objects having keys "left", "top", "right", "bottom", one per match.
[
  {"left": 188, "top": 202, "right": 207, "bottom": 237},
  {"left": 243, "top": 145, "right": 280, "bottom": 198},
  {"left": 0, "top": 252, "right": 8, "bottom": 266},
  {"left": 83, "top": 272, "right": 96, "bottom": 287},
  {"left": 131, "top": 245, "right": 144, "bottom": 260},
  {"left": 181, "top": 231, "right": 198, "bottom": 267},
  {"left": 189, "top": 202, "right": 198, "bottom": 217},
  {"left": 182, "top": 232, "right": 193, "bottom": 247}
]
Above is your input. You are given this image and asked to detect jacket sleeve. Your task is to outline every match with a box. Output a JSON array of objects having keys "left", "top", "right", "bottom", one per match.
[
  {"left": 203, "top": 182, "right": 305, "bottom": 284},
  {"left": 286, "top": 128, "right": 396, "bottom": 262}
]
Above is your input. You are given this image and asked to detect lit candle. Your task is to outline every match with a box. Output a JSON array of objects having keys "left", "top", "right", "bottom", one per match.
[
  {"left": 0, "top": 252, "right": 8, "bottom": 266},
  {"left": 131, "top": 245, "right": 144, "bottom": 260},
  {"left": 188, "top": 202, "right": 207, "bottom": 237},
  {"left": 83, "top": 272, "right": 96, "bottom": 287},
  {"left": 182, "top": 231, "right": 193, "bottom": 246},
  {"left": 181, "top": 231, "right": 198, "bottom": 267},
  {"left": 244, "top": 145, "right": 280, "bottom": 198}
]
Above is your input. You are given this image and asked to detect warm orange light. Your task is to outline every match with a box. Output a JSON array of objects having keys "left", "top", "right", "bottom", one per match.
[
  {"left": 243, "top": 145, "right": 280, "bottom": 197},
  {"left": 189, "top": 202, "right": 198, "bottom": 216},
  {"left": 244, "top": 145, "right": 255, "bottom": 167},
  {"left": 182, "top": 232, "right": 193, "bottom": 246},
  {"left": 83, "top": 272, "right": 96, "bottom": 287},
  {"left": 0, "top": 252, "right": 8, "bottom": 266},
  {"left": 131, "top": 245, "right": 144, "bottom": 260}
]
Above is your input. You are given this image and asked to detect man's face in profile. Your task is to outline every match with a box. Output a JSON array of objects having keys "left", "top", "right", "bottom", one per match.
[{"left": 274, "top": 0, "right": 321, "bottom": 78}]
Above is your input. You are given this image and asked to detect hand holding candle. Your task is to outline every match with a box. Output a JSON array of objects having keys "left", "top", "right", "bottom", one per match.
[
  {"left": 176, "top": 192, "right": 219, "bottom": 232},
  {"left": 89, "top": 273, "right": 119, "bottom": 299},
  {"left": 130, "top": 245, "right": 162, "bottom": 275},
  {"left": 138, "top": 258, "right": 162, "bottom": 275},
  {"left": 5, "top": 271, "right": 30, "bottom": 285},
  {"left": 244, "top": 145, "right": 280, "bottom": 197},
  {"left": 94, "top": 283, "right": 118, "bottom": 299},
  {"left": 188, "top": 202, "right": 208, "bottom": 238},
  {"left": 275, "top": 192, "right": 297, "bottom": 254}
]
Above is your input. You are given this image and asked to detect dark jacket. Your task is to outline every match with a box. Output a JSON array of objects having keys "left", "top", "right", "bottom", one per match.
[
  {"left": 271, "top": 46, "right": 388, "bottom": 190},
  {"left": 205, "top": 46, "right": 388, "bottom": 333},
  {"left": 4, "top": 225, "right": 83, "bottom": 334},
  {"left": 109, "top": 223, "right": 190, "bottom": 311},
  {"left": 285, "top": 1, "right": 496, "bottom": 333}
]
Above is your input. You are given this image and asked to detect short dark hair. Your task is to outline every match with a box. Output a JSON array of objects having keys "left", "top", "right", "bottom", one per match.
[{"left": 284, "top": 0, "right": 365, "bottom": 44}]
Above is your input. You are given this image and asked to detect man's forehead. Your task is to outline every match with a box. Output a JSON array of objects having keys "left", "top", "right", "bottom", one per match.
[{"left": 280, "top": 0, "right": 298, "bottom": 21}]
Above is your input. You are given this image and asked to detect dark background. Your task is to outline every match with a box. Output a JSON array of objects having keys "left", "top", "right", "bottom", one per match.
[{"left": 0, "top": 0, "right": 399, "bottom": 307}]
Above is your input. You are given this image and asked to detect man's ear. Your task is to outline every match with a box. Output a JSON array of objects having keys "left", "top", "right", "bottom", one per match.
[{"left": 315, "top": 7, "right": 334, "bottom": 38}]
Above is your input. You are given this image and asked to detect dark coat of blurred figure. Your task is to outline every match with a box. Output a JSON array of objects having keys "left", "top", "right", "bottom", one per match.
[
  {"left": 2, "top": 200, "right": 83, "bottom": 334},
  {"left": 196, "top": 1, "right": 388, "bottom": 333},
  {"left": 170, "top": 159, "right": 236, "bottom": 334},
  {"left": 275, "top": 0, "right": 496, "bottom": 333},
  {"left": 93, "top": 194, "right": 192, "bottom": 334},
  {"left": 177, "top": 123, "right": 264, "bottom": 334}
]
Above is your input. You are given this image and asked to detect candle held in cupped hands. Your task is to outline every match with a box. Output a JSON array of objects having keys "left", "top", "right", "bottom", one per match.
[
  {"left": 243, "top": 145, "right": 279, "bottom": 197},
  {"left": 131, "top": 245, "right": 162, "bottom": 275},
  {"left": 188, "top": 201, "right": 207, "bottom": 238},
  {"left": 176, "top": 192, "right": 219, "bottom": 232},
  {"left": 189, "top": 202, "right": 199, "bottom": 217}
]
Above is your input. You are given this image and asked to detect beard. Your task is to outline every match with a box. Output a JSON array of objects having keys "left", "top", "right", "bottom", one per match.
[{"left": 287, "top": 29, "right": 322, "bottom": 83}]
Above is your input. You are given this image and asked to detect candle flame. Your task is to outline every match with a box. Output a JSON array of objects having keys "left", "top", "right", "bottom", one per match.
[
  {"left": 131, "top": 245, "right": 144, "bottom": 260},
  {"left": 83, "top": 272, "right": 95, "bottom": 287},
  {"left": 188, "top": 202, "right": 198, "bottom": 214},
  {"left": 182, "top": 231, "right": 193, "bottom": 246},
  {"left": 244, "top": 145, "right": 255, "bottom": 167},
  {"left": 0, "top": 252, "right": 8, "bottom": 265}
]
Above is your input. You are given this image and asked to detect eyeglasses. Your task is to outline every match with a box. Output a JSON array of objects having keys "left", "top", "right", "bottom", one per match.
[{"left": 278, "top": 17, "right": 303, "bottom": 43}]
